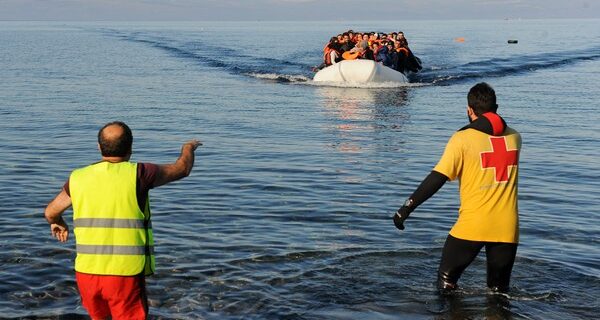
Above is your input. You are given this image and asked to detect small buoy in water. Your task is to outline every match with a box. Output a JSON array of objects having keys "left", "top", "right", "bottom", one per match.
[
  {"left": 508, "top": 40, "right": 518, "bottom": 44},
  {"left": 455, "top": 37, "right": 465, "bottom": 43}
]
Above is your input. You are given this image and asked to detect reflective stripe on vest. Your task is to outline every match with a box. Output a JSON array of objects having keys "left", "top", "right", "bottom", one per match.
[
  {"left": 76, "top": 244, "right": 155, "bottom": 255},
  {"left": 70, "top": 161, "right": 155, "bottom": 276},
  {"left": 74, "top": 218, "right": 152, "bottom": 229}
]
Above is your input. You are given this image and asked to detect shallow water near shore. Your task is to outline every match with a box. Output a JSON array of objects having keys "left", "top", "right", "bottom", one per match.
[{"left": 0, "top": 20, "right": 599, "bottom": 319}]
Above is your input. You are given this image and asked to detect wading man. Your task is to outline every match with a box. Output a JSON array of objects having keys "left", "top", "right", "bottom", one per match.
[
  {"left": 44, "top": 121, "right": 201, "bottom": 319},
  {"left": 393, "top": 83, "right": 521, "bottom": 293}
]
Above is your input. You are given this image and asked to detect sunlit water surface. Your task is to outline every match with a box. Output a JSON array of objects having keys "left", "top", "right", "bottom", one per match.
[{"left": 0, "top": 20, "right": 599, "bottom": 319}]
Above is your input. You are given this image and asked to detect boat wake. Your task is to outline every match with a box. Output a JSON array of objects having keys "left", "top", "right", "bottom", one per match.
[
  {"left": 103, "top": 29, "right": 600, "bottom": 88},
  {"left": 102, "top": 29, "right": 314, "bottom": 83},
  {"left": 245, "top": 72, "right": 311, "bottom": 83},
  {"left": 416, "top": 45, "right": 600, "bottom": 85}
]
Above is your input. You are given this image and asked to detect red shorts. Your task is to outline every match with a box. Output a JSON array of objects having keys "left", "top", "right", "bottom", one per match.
[{"left": 76, "top": 272, "right": 148, "bottom": 320}]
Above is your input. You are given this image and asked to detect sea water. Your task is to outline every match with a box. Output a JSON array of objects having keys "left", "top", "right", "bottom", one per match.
[{"left": 0, "top": 20, "right": 599, "bottom": 319}]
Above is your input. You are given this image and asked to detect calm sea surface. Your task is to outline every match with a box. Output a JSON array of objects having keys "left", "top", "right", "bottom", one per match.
[{"left": 0, "top": 20, "right": 599, "bottom": 319}]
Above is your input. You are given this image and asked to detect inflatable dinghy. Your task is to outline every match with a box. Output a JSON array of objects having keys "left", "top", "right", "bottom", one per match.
[{"left": 313, "top": 60, "right": 408, "bottom": 83}]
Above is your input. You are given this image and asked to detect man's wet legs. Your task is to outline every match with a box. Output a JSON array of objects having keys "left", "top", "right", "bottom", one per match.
[
  {"left": 485, "top": 242, "right": 518, "bottom": 293},
  {"left": 438, "top": 235, "right": 484, "bottom": 292}
]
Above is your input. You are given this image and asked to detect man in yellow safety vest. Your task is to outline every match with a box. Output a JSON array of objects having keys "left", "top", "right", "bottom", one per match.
[{"left": 44, "top": 121, "right": 201, "bottom": 319}]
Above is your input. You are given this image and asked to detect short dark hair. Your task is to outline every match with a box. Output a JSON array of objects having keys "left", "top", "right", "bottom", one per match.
[
  {"left": 98, "top": 121, "right": 133, "bottom": 157},
  {"left": 468, "top": 82, "right": 498, "bottom": 115}
]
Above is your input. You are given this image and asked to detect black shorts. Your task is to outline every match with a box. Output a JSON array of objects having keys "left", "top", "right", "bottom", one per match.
[{"left": 438, "top": 234, "right": 518, "bottom": 292}]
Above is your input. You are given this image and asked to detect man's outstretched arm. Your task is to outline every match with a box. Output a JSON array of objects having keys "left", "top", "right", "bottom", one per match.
[
  {"left": 393, "top": 170, "right": 449, "bottom": 230},
  {"left": 153, "top": 140, "right": 202, "bottom": 187}
]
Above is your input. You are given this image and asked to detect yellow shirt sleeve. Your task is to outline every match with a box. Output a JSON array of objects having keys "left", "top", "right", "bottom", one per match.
[{"left": 433, "top": 133, "right": 463, "bottom": 181}]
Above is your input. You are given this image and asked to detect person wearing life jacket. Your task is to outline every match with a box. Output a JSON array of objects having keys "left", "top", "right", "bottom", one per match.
[
  {"left": 393, "top": 83, "right": 522, "bottom": 294},
  {"left": 44, "top": 121, "right": 201, "bottom": 319},
  {"left": 394, "top": 41, "right": 410, "bottom": 73},
  {"left": 348, "top": 30, "right": 358, "bottom": 44},
  {"left": 368, "top": 32, "right": 377, "bottom": 46},
  {"left": 325, "top": 46, "right": 340, "bottom": 66},
  {"left": 324, "top": 37, "right": 341, "bottom": 65},
  {"left": 339, "top": 33, "right": 354, "bottom": 53},
  {"left": 395, "top": 31, "right": 422, "bottom": 72},
  {"left": 397, "top": 31, "right": 409, "bottom": 46},
  {"left": 314, "top": 37, "right": 341, "bottom": 71}
]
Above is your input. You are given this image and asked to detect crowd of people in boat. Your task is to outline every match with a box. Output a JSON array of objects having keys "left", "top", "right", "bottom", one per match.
[{"left": 316, "top": 30, "right": 422, "bottom": 74}]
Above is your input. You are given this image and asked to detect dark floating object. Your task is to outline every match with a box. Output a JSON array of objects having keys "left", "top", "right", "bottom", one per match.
[{"left": 508, "top": 39, "right": 518, "bottom": 44}]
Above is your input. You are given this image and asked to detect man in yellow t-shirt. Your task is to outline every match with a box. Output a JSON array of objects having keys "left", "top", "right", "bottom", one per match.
[{"left": 393, "top": 82, "right": 521, "bottom": 293}]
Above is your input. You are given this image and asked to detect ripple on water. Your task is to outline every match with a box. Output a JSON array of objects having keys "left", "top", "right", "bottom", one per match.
[{"left": 1, "top": 20, "right": 600, "bottom": 319}]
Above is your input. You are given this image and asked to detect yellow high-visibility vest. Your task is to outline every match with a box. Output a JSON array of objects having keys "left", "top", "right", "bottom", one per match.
[{"left": 70, "top": 161, "right": 155, "bottom": 276}]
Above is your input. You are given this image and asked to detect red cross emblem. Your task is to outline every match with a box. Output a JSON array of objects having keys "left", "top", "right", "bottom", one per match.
[{"left": 480, "top": 136, "right": 518, "bottom": 183}]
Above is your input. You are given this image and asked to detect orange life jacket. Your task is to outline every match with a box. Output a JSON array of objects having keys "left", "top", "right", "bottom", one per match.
[{"left": 324, "top": 47, "right": 339, "bottom": 65}]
